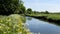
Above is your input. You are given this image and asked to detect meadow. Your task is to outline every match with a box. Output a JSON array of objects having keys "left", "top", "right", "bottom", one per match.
[{"left": 26, "top": 13, "right": 60, "bottom": 24}]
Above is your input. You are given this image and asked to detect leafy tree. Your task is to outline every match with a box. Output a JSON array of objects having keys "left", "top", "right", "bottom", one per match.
[
  {"left": 45, "top": 10, "right": 49, "bottom": 14},
  {"left": 19, "top": 4, "right": 26, "bottom": 14},
  {"left": 0, "top": 0, "right": 24, "bottom": 15},
  {"left": 27, "top": 8, "right": 32, "bottom": 14}
]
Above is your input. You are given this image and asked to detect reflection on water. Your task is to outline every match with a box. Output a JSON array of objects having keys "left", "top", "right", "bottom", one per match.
[
  {"left": 26, "top": 17, "right": 60, "bottom": 34},
  {"left": 27, "top": 17, "right": 32, "bottom": 21}
]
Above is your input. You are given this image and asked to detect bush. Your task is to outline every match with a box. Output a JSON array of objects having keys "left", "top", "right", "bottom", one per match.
[{"left": 0, "top": 14, "right": 30, "bottom": 34}]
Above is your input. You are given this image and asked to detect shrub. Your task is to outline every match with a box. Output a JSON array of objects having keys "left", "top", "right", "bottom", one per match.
[{"left": 0, "top": 14, "right": 30, "bottom": 34}]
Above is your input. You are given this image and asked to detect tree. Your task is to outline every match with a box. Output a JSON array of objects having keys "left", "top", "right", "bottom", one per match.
[
  {"left": 0, "top": 0, "right": 23, "bottom": 15},
  {"left": 45, "top": 10, "right": 49, "bottom": 14},
  {"left": 19, "top": 4, "right": 26, "bottom": 14},
  {"left": 27, "top": 8, "right": 32, "bottom": 14}
]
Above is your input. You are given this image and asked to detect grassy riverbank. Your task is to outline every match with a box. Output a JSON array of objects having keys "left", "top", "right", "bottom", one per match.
[
  {"left": 26, "top": 13, "right": 60, "bottom": 25},
  {"left": 0, "top": 14, "right": 31, "bottom": 34}
]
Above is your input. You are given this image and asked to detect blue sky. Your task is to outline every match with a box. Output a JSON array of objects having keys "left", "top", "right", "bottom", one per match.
[{"left": 22, "top": 0, "right": 60, "bottom": 12}]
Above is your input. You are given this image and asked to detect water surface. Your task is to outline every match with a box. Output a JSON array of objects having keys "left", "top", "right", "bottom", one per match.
[{"left": 25, "top": 17, "right": 60, "bottom": 34}]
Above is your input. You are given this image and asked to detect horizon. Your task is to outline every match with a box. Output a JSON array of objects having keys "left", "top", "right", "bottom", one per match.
[{"left": 22, "top": 0, "right": 60, "bottom": 13}]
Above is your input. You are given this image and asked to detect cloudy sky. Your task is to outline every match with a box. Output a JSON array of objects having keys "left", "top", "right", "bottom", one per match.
[{"left": 22, "top": 0, "right": 60, "bottom": 12}]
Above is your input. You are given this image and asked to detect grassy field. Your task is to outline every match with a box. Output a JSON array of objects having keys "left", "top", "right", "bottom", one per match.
[
  {"left": 26, "top": 13, "right": 60, "bottom": 20},
  {"left": 26, "top": 13, "right": 60, "bottom": 25}
]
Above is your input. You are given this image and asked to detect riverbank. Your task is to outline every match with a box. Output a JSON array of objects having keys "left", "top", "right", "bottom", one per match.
[
  {"left": 25, "top": 14, "right": 60, "bottom": 25},
  {"left": 0, "top": 14, "right": 31, "bottom": 34}
]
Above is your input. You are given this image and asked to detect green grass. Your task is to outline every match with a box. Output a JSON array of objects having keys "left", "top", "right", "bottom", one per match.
[
  {"left": 27, "top": 13, "right": 60, "bottom": 20},
  {"left": 47, "top": 14, "right": 60, "bottom": 20}
]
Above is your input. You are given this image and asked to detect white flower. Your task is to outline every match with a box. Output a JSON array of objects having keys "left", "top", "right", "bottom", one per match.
[
  {"left": 0, "top": 26, "right": 1, "bottom": 28},
  {"left": 18, "top": 32, "right": 22, "bottom": 34}
]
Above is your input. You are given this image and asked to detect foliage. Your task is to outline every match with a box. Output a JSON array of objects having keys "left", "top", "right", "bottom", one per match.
[
  {"left": 45, "top": 10, "right": 49, "bottom": 14},
  {"left": 26, "top": 8, "right": 32, "bottom": 14},
  {"left": 0, "top": 0, "right": 26, "bottom": 15},
  {"left": 19, "top": 4, "right": 26, "bottom": 14},
  {"left": 27, "top": 13, "right": 60, "bottom": 20},
  {"left": 0, "top": 14, "right": 30, "bottom": 34}
]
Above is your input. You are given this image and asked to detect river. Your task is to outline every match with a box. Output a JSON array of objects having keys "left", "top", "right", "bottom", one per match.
[{"left": 25, "top": 17, "right": 60, "bottom": 34}]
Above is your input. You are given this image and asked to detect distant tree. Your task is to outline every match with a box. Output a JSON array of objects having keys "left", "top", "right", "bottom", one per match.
[
  {"left": 33, "top": 11, "right": 37, "bottom": 14},
  {"left": 45, "top": 10, "right": 49, "bottom": 14},
  {"left": 27, "top": 8, "right": 32, "bottom": 14}
]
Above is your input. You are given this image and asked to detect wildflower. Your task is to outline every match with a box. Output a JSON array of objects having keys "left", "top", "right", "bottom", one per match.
[
  {"left": 17, "top": 29, "right": 20, "bottom": 32},
  {"left": 8, "top": 18, "right": 11, "bottom": 21},
  {"left": 18, "top": 32, "right": 22, "bottom": 34},
  {"left": 6, "top": 22, "right": 8, "bottom": 23},
  {"left": 26, "top": 31, "right": 31, "bottom": 34},
  {"left": 7, "top": 27, "right": 10, "bottom": 30},
  {"left": 16, "top": 25, "right": 19, "bottom": 27},
  {"left": 0, "top": 20, "right": 3, "bottom": 22},
  {"left": 26, "top": 29, "right": 30, "bottom": 32},
  {"left": 4, "top": 32, "right": 6, "bottom": 34},
  {"left": 21, "top": 23, "right": 25, "bottom": 25},
  {"left": 0, "top": 26, "right": 2, "bottom": 28}
]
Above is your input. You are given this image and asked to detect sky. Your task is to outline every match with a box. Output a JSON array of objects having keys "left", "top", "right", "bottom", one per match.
[{"left": 22, "top": 0, "right": 60, "bottom": 12}]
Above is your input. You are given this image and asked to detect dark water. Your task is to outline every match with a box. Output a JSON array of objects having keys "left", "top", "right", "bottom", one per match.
[{"left": 25, "top": 17, "right": 60, "bottom": 34}]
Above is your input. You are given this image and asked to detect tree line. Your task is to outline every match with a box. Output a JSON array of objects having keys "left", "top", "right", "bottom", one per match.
[{"left": 0, "top": 0, "right": 49, "bottom": 15}]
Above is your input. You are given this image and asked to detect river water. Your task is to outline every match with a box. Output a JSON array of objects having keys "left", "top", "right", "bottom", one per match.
[{"left": 25, "top": 17, "right": 60, "bottom": 34}]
